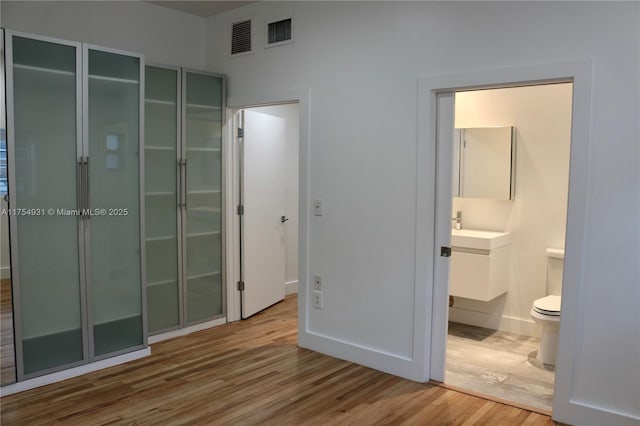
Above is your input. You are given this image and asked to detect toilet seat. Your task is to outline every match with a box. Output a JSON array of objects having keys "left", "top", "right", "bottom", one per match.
[{"left": 533, "top": 295, "right": 561, "bottom": 316}]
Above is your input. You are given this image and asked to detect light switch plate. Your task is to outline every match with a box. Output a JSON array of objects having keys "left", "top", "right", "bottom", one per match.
[
  {"left": 313, "top": 275, "right": 322, "bottom": 291},
  {"left": 313, "top": 291, "right": 323, "bottom": 309},
  {"left": 313, "top": 200, "right": 323, "bottom": 216}
]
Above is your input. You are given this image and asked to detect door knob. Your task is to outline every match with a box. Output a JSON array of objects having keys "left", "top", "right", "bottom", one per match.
[{"left": 281, "top": 216, "right": 289, "bottom": 223}]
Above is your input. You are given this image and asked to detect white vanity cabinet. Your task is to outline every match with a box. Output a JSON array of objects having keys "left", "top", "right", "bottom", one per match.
[{"left": 449, "top": 229, "right": 511, "bottom": 301}]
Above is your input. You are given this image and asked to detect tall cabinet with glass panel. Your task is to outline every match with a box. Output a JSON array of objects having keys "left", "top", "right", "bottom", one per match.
[
  {"left": 4, "top": 31, "right": 145, "bottom": 380},
  {"left": 86, "top": 46, "right": 145, "bottom": 357},
  {"left": 144, "top": 66, "right": 225, "bottom": 335},
  {"left": 0, "top": 29, "right": 16, "bottom": 386},
  {"left": 144, "top": 65, "right": 180, "bottom": 333}
]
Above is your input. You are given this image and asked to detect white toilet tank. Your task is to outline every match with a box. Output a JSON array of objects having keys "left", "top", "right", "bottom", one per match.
[{"left": 546, "top": 248, "right": 565, "bottom": 295}]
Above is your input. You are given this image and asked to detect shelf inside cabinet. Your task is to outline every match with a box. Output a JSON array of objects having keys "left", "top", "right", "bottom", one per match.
[
  {"left": 146, "top": 235, "right": 176, "bottom": 243},
  {"left": 88, "top": 74, "right": 138, "bottom": 84},
  {"left": 186, "top": 231, "right": 221, "bottom": 239},
  {"left": 187, "top": 271, "right": 221, "bottom": 281},
  {"left": 145, "top": 145, "right": 175, "bottom": 151},
  {"left": 145, "top": 191, "right": 175, "bottom": 196},
  {"left": 186, "top": 147, "right": 221, "bottom": 152},
  {"left": 186, "top": 103, "right": 221, "bottom": 110},
  {"left": 14, "top": 63, "right": 75, "bottom": 77},
  {"left": 146, "top": 98, "right": 176, "bottom": 106},
  {"left": 186, "top": 189, "right": 221, "bottom": 195},
  {"left": 147, "top": 279, "right": 177, "bottom": 288},
  {"left": 188, "top": 206, "right": 221, "bottom": 213}
]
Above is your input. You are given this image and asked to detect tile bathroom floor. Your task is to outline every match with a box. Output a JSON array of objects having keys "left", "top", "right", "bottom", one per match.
[{"left": 446, "top": 322, "right": 555, "bottom": 412}]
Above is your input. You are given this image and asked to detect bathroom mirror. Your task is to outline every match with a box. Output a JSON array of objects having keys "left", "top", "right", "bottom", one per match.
[{"left": 452, "top": 126, "right": 516, "bottom": 200}]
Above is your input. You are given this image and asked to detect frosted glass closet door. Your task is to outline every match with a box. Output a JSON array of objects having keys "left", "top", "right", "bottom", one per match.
[
  {"left": 144, "top": 66, "right": 180, "bottom": 333},
  {"left": 184, "top": 71, "right": 224, "bottom": 324},
  {"left": 86, "top": 48, "right": 143, "bottom": 356},
  {"left": 8, "top": 35, "right": 84, "bottom": 377}
]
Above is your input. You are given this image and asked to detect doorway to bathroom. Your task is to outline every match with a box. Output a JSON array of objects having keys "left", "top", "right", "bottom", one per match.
[
  {"left": 225, "top": 99, "right": 302, "bottom": 322},
  {"left": 440, "top": 82, "right": 574, "bottom": 413}
]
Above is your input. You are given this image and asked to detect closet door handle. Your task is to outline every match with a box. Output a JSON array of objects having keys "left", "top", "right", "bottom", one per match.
[
  {"left": 77, "top": 159, "right": 84, "bottom": 218},
  {"left": 177, "top": 159, "right": 183, "bottom": 208},
  {"left": 182, "top": 159, "right": 187, "bottom": 210},
  {"left": 84, "top": 157, "right": 90, "bottom": 219}
]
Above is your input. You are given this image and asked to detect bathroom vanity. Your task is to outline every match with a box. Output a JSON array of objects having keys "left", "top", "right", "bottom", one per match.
[{"left": 449, "top": 229, "right": 511, "bottom": 301}]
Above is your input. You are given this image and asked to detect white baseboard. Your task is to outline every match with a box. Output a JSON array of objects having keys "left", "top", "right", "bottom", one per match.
[
  {"left": 285, "top": 280, "right": 298, "bottom": 295},
  {"left": 0, "top": 347, "right": 151, "bottom": 397},
  {"left": 298, "top": 330, "right": 421, "bottom": 382},
  {"left": 449, "top": 307, "right": 539, "bottom": 337},
  {"left": 0, "top": 266, "right": 10, "bottom": 279},
  {"left": 148, "top": 317, "right": 227, "bottom": 344},
  {"left": 554, "top": 399, "right": 640, "bottom": 426}
]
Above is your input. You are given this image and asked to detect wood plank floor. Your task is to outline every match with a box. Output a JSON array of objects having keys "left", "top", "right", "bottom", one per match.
[
  {"left": 1, "top": 278, "right": 15, "bottom": 386},
  {"left": 0, "top": 295, "right": 558, "bottom": 425}
]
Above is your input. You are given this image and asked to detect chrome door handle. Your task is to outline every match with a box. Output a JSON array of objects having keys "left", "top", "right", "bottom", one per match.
[
  {"left": 77, "top": 159, "right": 84, "bottom": 216},
  {"left": 85, "top": 157, "right": 90, "bottom": 220},
  {"left": 182, "top": 159, "right": 187, "bottom": 210}
]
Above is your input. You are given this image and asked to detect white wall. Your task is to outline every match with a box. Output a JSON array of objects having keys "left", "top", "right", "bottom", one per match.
[
  {"left": 247, "top": 104, "right": 299, "bottom": 293},
  {"left": 449, "top": 84, "right": 573, "bottom": 336},
  {"left": 0, "top": 1, "right": 206, "bottom": 69},
  {"left": 207, "top": 2, "right": 639, "bottom": 423}
]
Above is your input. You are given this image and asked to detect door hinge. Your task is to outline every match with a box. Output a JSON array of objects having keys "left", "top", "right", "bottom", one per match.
[
  {"left": 440, "top": 246, "right": 452, "bottom": 257},
  {"left": 237, "top": 281, "right": 245, "bottom": 291},
  {"left": 237, "top": 205, "right": 244, "bottom": 215},
  {"left": 237, "top": 128, "right": 244, "bottom": 138}
]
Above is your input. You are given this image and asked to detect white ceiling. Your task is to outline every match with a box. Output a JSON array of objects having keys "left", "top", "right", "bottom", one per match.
[{"left": 147, "top": 1, "right": 256, "bottom": 17}]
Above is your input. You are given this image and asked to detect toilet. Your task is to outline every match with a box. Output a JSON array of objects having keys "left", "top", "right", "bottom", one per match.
[{"left": 530, "top": 248, "right": 565, "bottom": 365}]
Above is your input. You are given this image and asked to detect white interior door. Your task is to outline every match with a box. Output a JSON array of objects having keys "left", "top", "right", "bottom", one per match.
[
  {"left": 431, "top": 91, "right": 455, "bottom": 381},
  {"left": 241, "top": 109, "right": 286, "bottom": 318}
]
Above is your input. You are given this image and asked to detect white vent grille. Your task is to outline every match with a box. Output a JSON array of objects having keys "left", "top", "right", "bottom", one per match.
[
  {"left": 267, "top": 18, "right": 292, "bottom": 45},
  {"left": 231, "top": 20, "right": 252, "bottom": 55}
]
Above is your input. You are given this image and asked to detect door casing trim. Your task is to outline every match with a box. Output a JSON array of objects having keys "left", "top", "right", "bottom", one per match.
[
  {"left": 418, "top": 60, "right": 592, "bottom": 424},
  {"left": 225, "top": 89, "right": 309, "bottom": 327}
]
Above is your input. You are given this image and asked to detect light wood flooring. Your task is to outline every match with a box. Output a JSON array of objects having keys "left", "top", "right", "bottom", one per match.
[
  {"left": 1, "top": 278, "right": 15, "bottom": 386},
  {"left": 446, "top": 322, "right": 555, "bottom": 412},
  {"left": 1, "top": 295, "right": 558, "bottom": 425}
]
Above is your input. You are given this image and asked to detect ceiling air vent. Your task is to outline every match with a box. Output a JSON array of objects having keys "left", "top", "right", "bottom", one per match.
[
  {"left": 266, "top": 17, "right": 293, "bottom": 47},
  {"left": 231, "top": 19, "right": 252, "bottom": 55}
]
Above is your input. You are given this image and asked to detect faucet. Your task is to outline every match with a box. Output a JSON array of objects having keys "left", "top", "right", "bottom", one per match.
[{"left": 452, "top": 211, "right": 462, "bottom": 230}]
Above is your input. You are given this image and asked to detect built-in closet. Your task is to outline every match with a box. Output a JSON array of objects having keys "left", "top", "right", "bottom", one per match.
[
  {"left": 144, "top": 66, "right": 225, "bottom": 334},
  {"left": 3, "top": 28, "right": 226, "bottom": 385},
  {"left": 5, "top": 31, "right": 145, "bottom": 380}
]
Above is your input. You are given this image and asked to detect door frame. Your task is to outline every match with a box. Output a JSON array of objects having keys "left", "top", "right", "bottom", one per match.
[
  {"left": 225, "top": 89, "right": 309, "bottom": 326},
  {"left": 418, "top": 60, "right": 592, "bottom": 423},
  {"left": 236, "top": 107, "right": 291, "bottom": 319}
]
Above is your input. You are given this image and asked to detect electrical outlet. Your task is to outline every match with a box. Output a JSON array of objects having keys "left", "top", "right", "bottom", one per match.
[
  {"left": 313, "top": 291, "right": 323, "bottom": 309},
  {"left": 313, "top": 200, "right": 323, "bottom": 216},
  {"left": 313, "top": 275, "right": 322, "bottom": 291}
]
